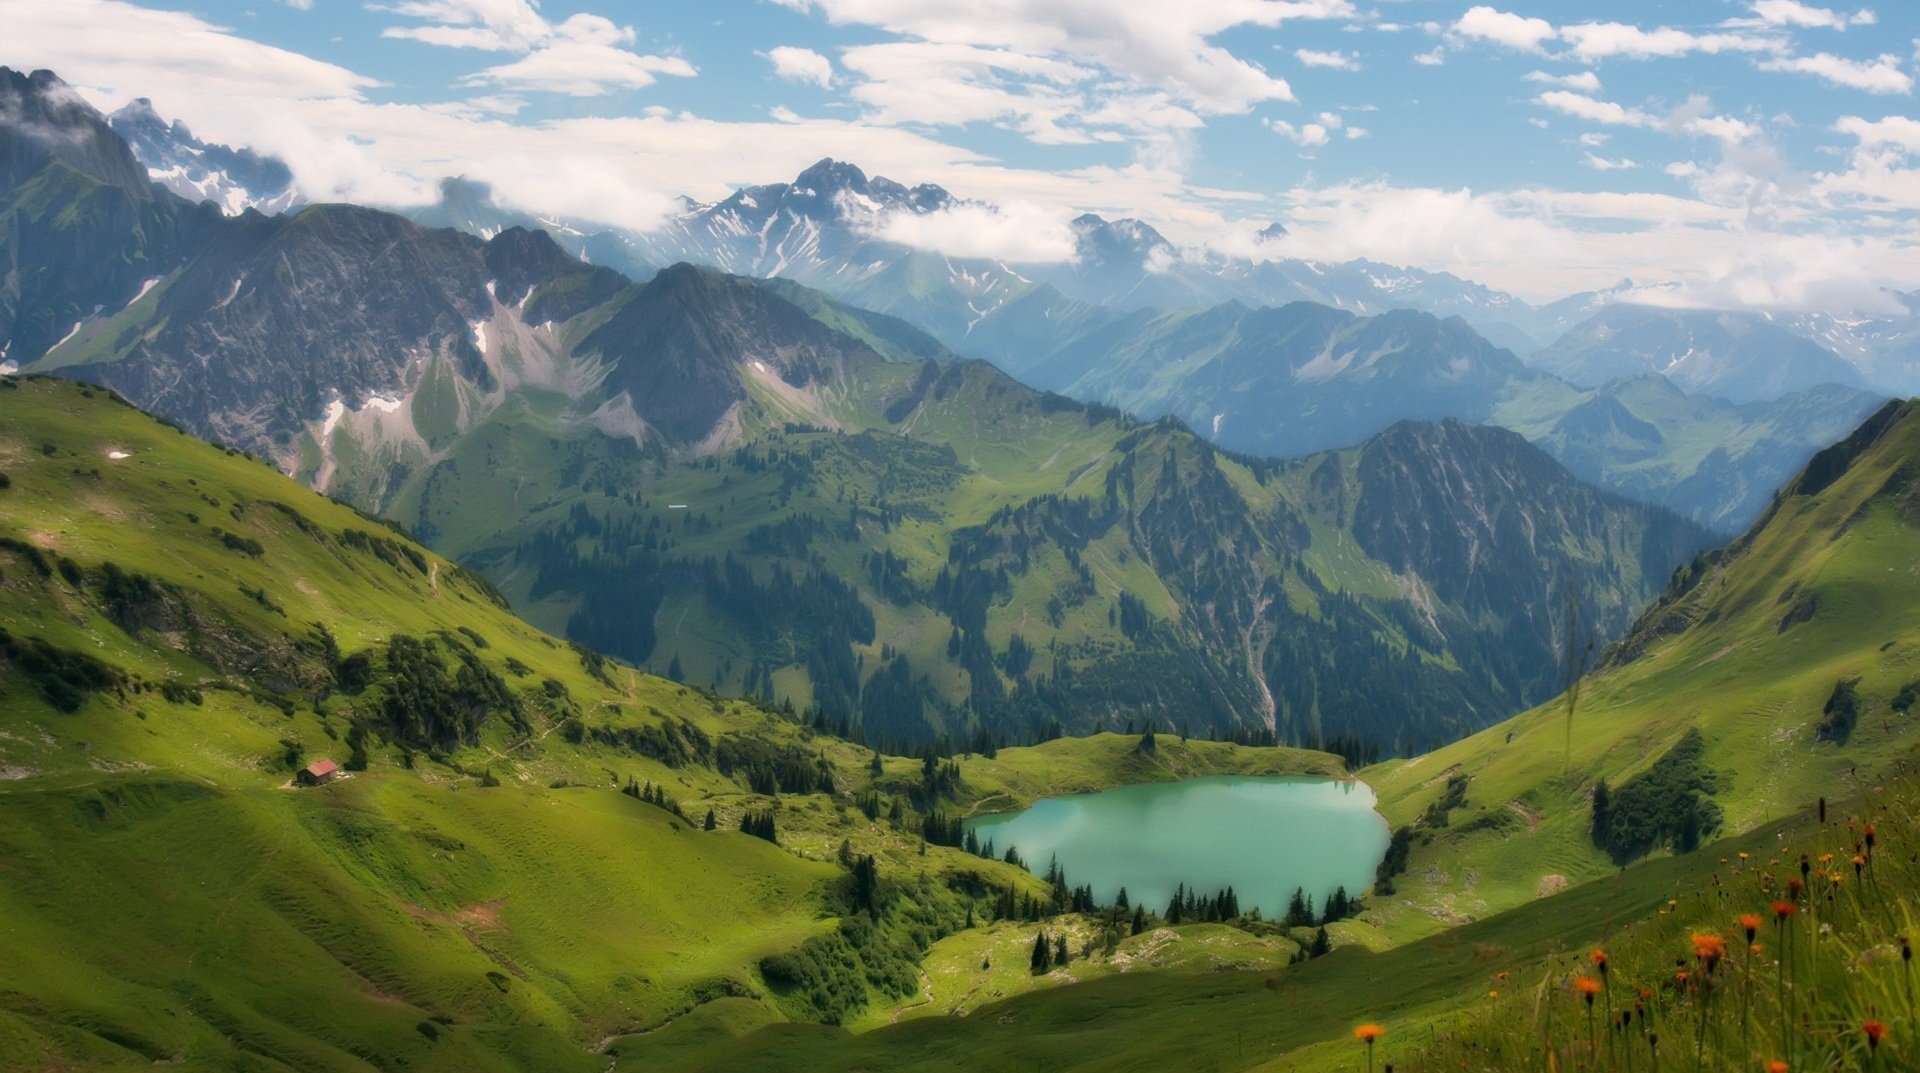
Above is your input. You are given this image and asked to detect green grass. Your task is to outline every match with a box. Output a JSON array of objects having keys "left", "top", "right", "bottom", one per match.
[
  {"left": 610, "top": 804, "right": 1787, "bottom": 1072},
  {"left": 0, "top": 375, "right": 1357, "bottom": 1070}
]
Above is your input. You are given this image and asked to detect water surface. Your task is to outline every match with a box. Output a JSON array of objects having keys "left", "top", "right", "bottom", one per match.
[{"left": 965, "top": 775, "right": 1389, "bottom": 920}]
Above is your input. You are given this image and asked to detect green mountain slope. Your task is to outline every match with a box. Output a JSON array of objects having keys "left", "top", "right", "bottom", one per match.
[
  {"left": 0, "top": 375, "right": 1352, "bottom": 1071},
  {"left": 1361, "top": 397, "right": 1920, "bottom": 935}
]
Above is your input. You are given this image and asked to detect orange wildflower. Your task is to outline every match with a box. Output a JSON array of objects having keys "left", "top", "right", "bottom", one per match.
[
  {"left": 1355, "top": 1023, "right": 1385, "bottom": 1042},
  {"left": 1771, "top": 900, "right": 1797, "bottom": 921},
  {"left": 1693, "top": 933, "right": 1728, "bottom": 970},
  {"left": 1739, "top": 913, "right": 1762, "bottom": 941},
  {"left": 1575, "top": 976, "right": 1603, "bottom": 1003},
  {"left": 1765, "top": 1063, "right": 1788, "bottom": 1073},
  {"left": 1863, "top": 1021, "right": 1887, "bottom": 1049}
]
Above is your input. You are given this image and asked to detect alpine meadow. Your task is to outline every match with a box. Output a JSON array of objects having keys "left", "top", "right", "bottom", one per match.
[{"left": 3, "top": 2, "right": 1920, "bottom": 1071}]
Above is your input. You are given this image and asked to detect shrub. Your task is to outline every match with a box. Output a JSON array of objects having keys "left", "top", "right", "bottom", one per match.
[
  {"left": 1816, "top": 678, "right": 1862, "bottom": 743},
  {"left": 0, "top": 627, "right": 121, "bottom": 712}
]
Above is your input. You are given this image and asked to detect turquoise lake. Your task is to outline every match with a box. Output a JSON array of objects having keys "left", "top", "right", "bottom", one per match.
[{"left": 963, "top": 775, "right": 1390, "bottom": 920}]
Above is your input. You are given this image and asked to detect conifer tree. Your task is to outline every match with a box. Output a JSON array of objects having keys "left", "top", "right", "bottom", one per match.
[
  {"left": 703, "top": 808, "right": 716, "bottom": 831},
  {"left": 1030, "top": 932, "right": 1052, "bottom": 973}
]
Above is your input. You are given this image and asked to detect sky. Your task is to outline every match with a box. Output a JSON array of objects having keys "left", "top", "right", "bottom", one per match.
[{"left": 2, "top": 0, "right": 1918, "bottom": 308}]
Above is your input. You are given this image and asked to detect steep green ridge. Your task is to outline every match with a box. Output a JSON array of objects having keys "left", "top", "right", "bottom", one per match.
[
  {"left": 0, "top": 376, "right": 1349, "bottom": 1071},
  {"left": 1361, "top": 397, "right": 1920, "bottom": 936}
]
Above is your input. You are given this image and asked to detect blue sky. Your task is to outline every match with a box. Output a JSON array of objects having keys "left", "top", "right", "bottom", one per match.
[{"left": 3, "top": 0, "right": 1917, "bottom": 306}]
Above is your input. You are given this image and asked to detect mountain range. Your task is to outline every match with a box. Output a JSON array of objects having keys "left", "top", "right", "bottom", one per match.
[{"left": 2, "top": 66, "right": 1713, "bottom": 753}]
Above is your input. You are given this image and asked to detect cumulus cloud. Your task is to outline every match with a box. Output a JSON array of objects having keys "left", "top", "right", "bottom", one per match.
[
  {"left": 1526, "top": 70, "right": 1602, "bottom": 93},
  {"left": 770, "top": 0, "right": 1358, "bottom": 124},
  {"left": 1757, "top": 52, "right": 1912, "bottom": 94},
  {"left": 1452, "top": 7, "right": 1556, "bottom": 53},
  {"left": 1739, "top": 2, "right": 1876, "bottom": 30},
  {"left": 1270, "top": 118, "right": 1331, "bottom": 149},
  {"left": 1536, "top": 91, "right": 1653, "bottom": 127},
  {"left": 1557, "top": 22, "right": 1780, "bottom": 61},
  {"left": 382, "top": 1, "right": 696, "bottom": 96},
  {"left": 853, "top": 199, "right": 1080, "bottom": 262},
  {"left": 1835, "top": 114, "right": 1920, "bottom": 152},
  {"left": 765, "top": 46, "right": 833, "bottom": 88},
  {"left": 9, "top": 0, "right": 1920, "bottom": 315},
  {"left": 1295, "top": 49, "right": 1360, "bottom": 71}
]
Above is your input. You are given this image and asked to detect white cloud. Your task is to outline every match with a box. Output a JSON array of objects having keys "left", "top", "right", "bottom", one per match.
[
  {"left": 1412, "top": 48, "right": 1446, "bottom": 66},
  {"left": 8, "top": 0, "right": 1920, "bottom": 316},
  {"left": 1758, "top": 52, "right": 1912, "bottom": 94},
  {"left": 1680, "top": 114, "right": 1758, "bottom": 144},
  {"left": 838, "top": 42, "right": 1097, "bottom": 144},
  {"left": 765, "top": 46, "right": 833, "bottom": 89},
  {"left": 1582, "top": 153, "right": 1638, "bottom": 171},
  {"left": 1741, "top": 2, "right": 1875, "bottom": 30},
  {"left": 854, "top": 200, "right": 1080, "bottom": 262},
  {"left": 1295, "top": 49, "right": 1360, "bottom": 71},
  {"left": 1452, "top": 7, "right": 1556, "bottom": 53},
  {"left": 771, "top": 0, "right": 1358, "bottom": 116},
  {"left": 383, "top": 2, "right": 696, "bottom": 96},
  {"left": 1269, "top": 118, "right": 1331, "bottom": 150},
  {"left": 1835, "top": 114, "right": 1920, "bottom": 152},
  {"left": 1558, "top": 22, "right": 1780, "bottom": 61},
  {"left": 1536, "top": 91, "right": 1653, "bottom": 128},
  {"left": 1526, "top": 70, "right": 1602, "bottom": 93}
]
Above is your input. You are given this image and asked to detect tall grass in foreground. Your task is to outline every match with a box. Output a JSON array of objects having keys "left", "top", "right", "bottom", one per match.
[{"left": 1358, "top": 772, "right": 1917, "bottom": 1071}]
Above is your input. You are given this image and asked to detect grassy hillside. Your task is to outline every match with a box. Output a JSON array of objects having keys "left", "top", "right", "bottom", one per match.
[
  {"left": 1362, "top": 399, "right": 1920, "bottom": 938},
  {"left": 0, "top": 376, "right": 1340, "bottom": 1071}
]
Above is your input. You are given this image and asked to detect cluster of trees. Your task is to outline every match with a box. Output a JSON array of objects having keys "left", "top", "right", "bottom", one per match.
[
  {"left": 1590, "top": 728, "right": 1721, "bottom": 864},
  {"left": 1162, "top": 882, "right": 1240, "bottom": 924},
  {"left": 739, "top": 810, "right": 779, "bottom": 844},
  {"left": 567, "top": 714, "right": 714, "bottom": 769},
  {"left": 714, "top": 734, "right": 837, "bottom": 795},
  {"left": 620, "top": 777, "right": 684, "bottom": 818},
  {"left": 1029, "top": 931, "right": 1073, "bottom": 974},
  {"left": 1281, "top": 886, "right": 1361, "bottom": 927},
  {"left": 380, "top": 634, "right": 523, "bottom": 752}
]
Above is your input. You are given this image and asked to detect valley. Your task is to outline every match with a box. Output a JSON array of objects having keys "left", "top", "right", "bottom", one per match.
[{"left": 2, "top": 26, "right": 1918, "bottom": 1073}]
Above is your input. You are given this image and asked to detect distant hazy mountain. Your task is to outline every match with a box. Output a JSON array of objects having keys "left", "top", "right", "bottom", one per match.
[
  {"left": 1782, "top": 292, "right": 1920, "bottom": 396},
  {"left": 406, "top": 176, "right": 657, "bottom": 283},
  {"left": 969, "top": 296, "right": 1544, "bottom": 458},
  {"left": 1489, "top": 376, "right": 1886, "bottom": 533},
  {"left": 416, "top": 158, "right": 1552, "bottom": 353},
  {"left": 107, "top": 98, "right": 298, "bottom": 215},
  {"left": 963, "top": 290, "right": 1882, "bottom": 532},
  {"left": 1530, "top": 304, "right": 1869, "bottom": 403}
]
